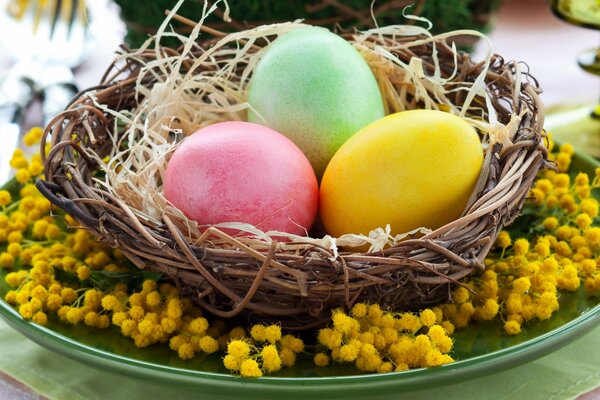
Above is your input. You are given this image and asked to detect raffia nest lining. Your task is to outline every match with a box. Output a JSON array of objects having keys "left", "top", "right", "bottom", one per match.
[{"left": 37, "top": 8, "right": 549, "bottom": 328}]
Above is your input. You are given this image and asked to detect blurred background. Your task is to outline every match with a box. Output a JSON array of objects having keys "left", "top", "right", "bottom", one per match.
[{"left": 0, "top": 0, "right": 597, "bottom": 130}]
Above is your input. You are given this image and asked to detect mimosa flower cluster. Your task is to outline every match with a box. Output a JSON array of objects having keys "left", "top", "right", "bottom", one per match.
[
  {"left": 0, "top": 128, "right": 598, "bottom": 378},
  {"left": 440, "top": 142, "right": 600, "bottom": 335},
  {"left": 314, "top": 304, "right": 454, "bottom": 372},
  {"left": 222, "top": 325, "right": 305, "bottom": 377}
]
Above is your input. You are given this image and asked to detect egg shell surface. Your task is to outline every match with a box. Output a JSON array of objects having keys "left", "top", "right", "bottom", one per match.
[
  {"left": 320, "top": 110, "right": 484, "bottom": 238},
  {"left": 247, "top": 26, "right": 384, "bottom": 178},
  {"left": 164, "top": 121, "right": 319, "bottom": 236}
]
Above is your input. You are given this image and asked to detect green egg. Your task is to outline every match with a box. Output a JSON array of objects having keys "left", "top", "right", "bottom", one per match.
[{"left": 247, "top": 26, "right": 385, "bottom": 179}]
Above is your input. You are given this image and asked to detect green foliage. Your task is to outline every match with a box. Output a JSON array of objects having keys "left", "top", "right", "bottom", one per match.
[
  {"left": 55, "top": 267, "right": 161, "bottom": 292},
  {"left": 89, "top": 269, "right": 162, "bottom": 292},
  {"left": 114, "top": 0, "right": 502, "bottom": 48}
]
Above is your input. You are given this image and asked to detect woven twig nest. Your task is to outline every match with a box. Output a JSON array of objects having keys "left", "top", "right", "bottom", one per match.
[{"left": 37, "top": 18, "right": 549, "bottom": 329}]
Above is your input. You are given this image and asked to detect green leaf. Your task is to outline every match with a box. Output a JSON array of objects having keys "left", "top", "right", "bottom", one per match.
[
  {"left": 53, "top": 269, "right": 81, "bottom": 286},
  {"left": 89, "top": 269, "right": 162, "bottom": 292}
]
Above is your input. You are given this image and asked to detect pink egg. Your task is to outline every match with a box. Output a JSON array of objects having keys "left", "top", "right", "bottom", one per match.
[{"left": 164, "top": 121, "right": 319, "bottom": 236}]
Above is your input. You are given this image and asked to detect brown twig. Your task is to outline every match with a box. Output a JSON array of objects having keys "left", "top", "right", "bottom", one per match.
[{"left": 38, "top": 26, "right": 546, "bottom": 329}]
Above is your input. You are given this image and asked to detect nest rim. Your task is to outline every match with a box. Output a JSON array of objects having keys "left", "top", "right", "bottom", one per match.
[{"left": 37, "top": 22, "right": 549, "bottom": 329}]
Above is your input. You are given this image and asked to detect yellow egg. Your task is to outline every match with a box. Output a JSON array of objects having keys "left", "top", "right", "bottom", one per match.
[{"left": 320, "top": 110, "right": 483, "bottom": 237}]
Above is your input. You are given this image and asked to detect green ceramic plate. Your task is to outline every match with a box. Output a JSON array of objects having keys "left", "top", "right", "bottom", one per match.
[{"left": 0, "top": 151, "right": 598, "bottom": 400}]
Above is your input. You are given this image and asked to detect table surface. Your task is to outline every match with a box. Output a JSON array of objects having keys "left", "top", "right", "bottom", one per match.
[{"left": 0, "top": 0, "right": 599, "bottom": 398}]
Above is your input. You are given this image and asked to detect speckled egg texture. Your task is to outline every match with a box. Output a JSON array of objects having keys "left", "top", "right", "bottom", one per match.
[
  {"left": 164, "top": 121, "right": 319, "bottom": 235},
  {"left": 320, "top": 110, "right": 484, "bottom": 237},
  {"left": 247, "top": 26, "right": 384, "bottom": 178}
]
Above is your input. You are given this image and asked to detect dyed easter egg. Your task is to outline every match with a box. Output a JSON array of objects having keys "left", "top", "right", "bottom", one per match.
[
  {"left": 247, "top": 26, "right": 384, "bottom": 178},
  {"left": 320, "top": 110, "right": 483, "bottom": 237},
  {"left": 164, "top": 121, "right": 319, "bottom": 236}
]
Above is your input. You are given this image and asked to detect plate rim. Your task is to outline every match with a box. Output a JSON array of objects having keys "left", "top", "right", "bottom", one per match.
[
  {"left": 0, "top": 296, "right": 598, "bottom": 394},
  {"left": 1, "top": 148, "right": 599, "bottom": 395}
]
